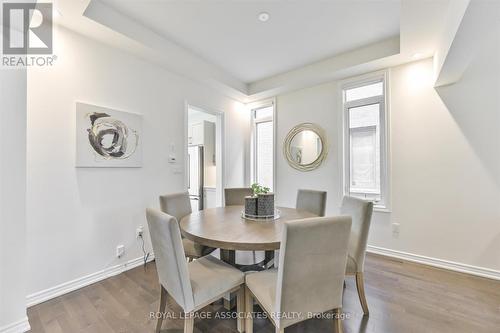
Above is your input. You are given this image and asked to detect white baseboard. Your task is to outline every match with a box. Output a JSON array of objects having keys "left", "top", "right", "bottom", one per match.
[
  {"left": 0, "top": 317, "right": 30, "bottom": 333},
  {"left": 24, "top": 246, "right": 500, "bottom": 309},
  {"left": 367, "top": 245, "right": 500, "bottom": 281},
  {"left": 26, "top": 254, "right": 155, "bottom": 307}
]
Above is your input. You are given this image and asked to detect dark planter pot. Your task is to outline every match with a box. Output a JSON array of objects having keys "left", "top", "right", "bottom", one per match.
[
  {"left": 244, "top": 196, "right": 258, "bottom": 216},
  {"left": 257, "top": 193, "right": 275, "bottom": 217}
]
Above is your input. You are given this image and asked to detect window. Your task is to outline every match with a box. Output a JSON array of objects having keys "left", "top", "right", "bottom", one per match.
[
  {"left": 251, "top": 104, "right": 274, "bottom": 191},
  {"left": 343, "top": 76, "right": 388, "bottom": 208}
]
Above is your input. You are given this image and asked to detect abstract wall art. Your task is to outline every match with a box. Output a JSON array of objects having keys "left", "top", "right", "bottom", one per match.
[{"left": 76, "top": 102, "right": 142, "bottom": 167}]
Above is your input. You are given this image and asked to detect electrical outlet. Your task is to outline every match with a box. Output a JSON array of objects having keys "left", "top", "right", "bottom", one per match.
[
  {"left": 136, "top": 225, "right": 144, "bottom": 238},
  {"left": 392, "top": 223, "right": 400, "bottom": 238},
  {"left": 116, "top": 245, "right": 125, "bottom": 258}
]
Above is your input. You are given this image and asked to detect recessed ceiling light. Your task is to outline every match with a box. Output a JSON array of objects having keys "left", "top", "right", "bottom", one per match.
[{"left": 258, "top": 12, "right": 270, "bottom": 22}]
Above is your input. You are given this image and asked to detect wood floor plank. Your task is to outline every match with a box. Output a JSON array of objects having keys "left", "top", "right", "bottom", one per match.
[
  {"left": 27, "top": 254, "right": 500, "bottom": 333},
  {"left": 26, "top": 308, "right": 45, "bottom": 333}
]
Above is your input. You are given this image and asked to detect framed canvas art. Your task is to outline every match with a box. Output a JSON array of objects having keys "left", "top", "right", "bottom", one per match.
[{"left": 76, "top": 102, "right": 142, "bottom": 167}]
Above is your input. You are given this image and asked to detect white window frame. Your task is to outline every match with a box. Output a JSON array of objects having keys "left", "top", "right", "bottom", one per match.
[
  {"left": 341, "top": 71, "right": 391, "bottom": 211},
  {"left": 249, "top": 99, "right": 276, "bottom": 191}
]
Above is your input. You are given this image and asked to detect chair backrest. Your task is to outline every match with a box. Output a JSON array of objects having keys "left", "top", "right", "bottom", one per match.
[
  {"left": 146, "top": 208, "right": 194, "bottom": 312},
  {"left": 275, "top": 216, "right": 351, "bottom": 329},
  {"left": 159, "top": 192, "right": 192, "bottom": 223},
  {"left": 295, "top": 189, "right": 327, "bottom": 216},
  {"left": 340, "top": 196, "right": 373, "bottom": 272},
  {"left": 224, "top": 188, "right": 253, "bottom": 206}
]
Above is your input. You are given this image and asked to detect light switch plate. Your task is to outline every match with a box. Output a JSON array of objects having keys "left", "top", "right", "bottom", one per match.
[{"left": 116, "top": 245, "right": 125, "bottom": 258}]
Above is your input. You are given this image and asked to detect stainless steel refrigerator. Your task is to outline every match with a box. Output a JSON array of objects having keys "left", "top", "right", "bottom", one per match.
[{"left": 188, "top": 145, "right": 204, "bottom": 211}]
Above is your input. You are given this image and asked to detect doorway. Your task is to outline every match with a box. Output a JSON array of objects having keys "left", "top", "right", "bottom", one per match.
[{"left": 185, "top": 104, "right": 224, "bottom": 211}]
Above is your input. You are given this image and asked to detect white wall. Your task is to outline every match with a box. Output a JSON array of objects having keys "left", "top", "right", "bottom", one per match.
[
  {"left": 275, "top": 30, "right": 500, "bottom": 273},
  {"left": 275, "top": 82, "right": 342, "bottom": 212},
  {"left": 0, "top": 69, "right": 30, "bottom": 331},
  {"left": 26, "top": 26, "right": 248, "bottom": 296}
]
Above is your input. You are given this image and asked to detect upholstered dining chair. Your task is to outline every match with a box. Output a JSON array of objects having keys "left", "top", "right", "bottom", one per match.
[
  {"left": 296, "top": 189, "right": 327, "bottom": 216},
  {"left": 340, "top": 196, "right": 374, "bottom": 315},
  {"left": 146, "top": 209, "right": 245, "bottom": 333},
  {"left": 224, "top": 187, "right": 253, "bottom": 206},
  {"left": 245, "top": 216, "right": 352, "bottom": 333},
  {"left": 159, "top": 192, "right": 216, "bottom": 261},
  {"left": 225, "top": 187, "right": 262, "bottom": 268}
]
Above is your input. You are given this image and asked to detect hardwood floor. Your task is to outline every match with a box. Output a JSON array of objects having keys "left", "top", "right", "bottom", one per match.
[{"left": 27, "top": 253, "right": 500, "bottom": 333}]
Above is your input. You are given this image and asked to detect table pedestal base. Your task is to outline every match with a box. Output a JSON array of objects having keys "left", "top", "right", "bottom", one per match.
[{"left": 220, "top": 249, "right": 275, "bottom": 310}]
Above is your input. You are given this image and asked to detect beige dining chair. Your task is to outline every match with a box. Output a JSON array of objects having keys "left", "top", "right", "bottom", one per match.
[
  {"left": 296, "top": 189, "right": 327, "bottom": 216},
  {"left": 245, "top": 216, "right": 352, "bottom": 333},
  {"left": 340, "top": 196, "right": 373, "bottom": 315},
  {"left": 159, "top": 192, "right": 216, "bottom": 261},
  {"left": 146, "top": 209, "right": 246, "bottom": 333},
  {"left": 224, "top": 187, "right": 263, "bottom": 270},
  {"left": 224, "top": 187, "right": 253, "bottom": 206}
]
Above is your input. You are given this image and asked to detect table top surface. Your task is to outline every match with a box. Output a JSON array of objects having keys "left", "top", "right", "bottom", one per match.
[{"left": 179, "top": 205, "right": 316, "bottom": 251}]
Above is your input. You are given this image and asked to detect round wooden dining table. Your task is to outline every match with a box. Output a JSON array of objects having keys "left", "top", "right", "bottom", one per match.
[
  {"left": 180, "top": 205, "right": 316, "bottom": 309},
  {"left": 179, "top": 205, "right": 317, "bottom": 253}
]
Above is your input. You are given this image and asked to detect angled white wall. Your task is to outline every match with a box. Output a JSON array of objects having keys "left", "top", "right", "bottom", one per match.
[
  {"left": 434, "top": 0, "right": 500, "bottom": 87},
  {"left": 83, "top": 0, "right": 249, "bottom": 101}
]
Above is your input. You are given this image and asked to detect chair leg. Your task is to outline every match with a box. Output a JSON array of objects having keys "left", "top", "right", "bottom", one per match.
[
  {"left": 155, "top": 286, "right": 167, "bottom": 333},
  {"left": 333, "top": 308, "right": 343, "bottom": 333},
  {"left": 236, "top": 286, "right": 245, "bottom": 333},
  {"left": 275, "top": 328, "right": 284, "bottom": 333},
  {"left": 245, "top": 287, "right": 254, "bottom": 333},
  {"left": 223, "top": 296, "right": 232, "bottom": 310},
  {"left": 265, "top": 250, "right": 274, "bottom": 268},
  {"left": 355, "top": 272, "right": 369, "bottom": 315},
  {"left": 184, "top": 313, "right": 194, "bottom": 333}
]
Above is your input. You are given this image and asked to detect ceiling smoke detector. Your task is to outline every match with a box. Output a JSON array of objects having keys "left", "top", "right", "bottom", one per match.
[{"left": 258, "top": 12, "right": 270, "bottom": 22}]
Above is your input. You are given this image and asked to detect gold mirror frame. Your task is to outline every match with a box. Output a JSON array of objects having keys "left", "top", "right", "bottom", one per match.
[{"left": 283, "top": 123, "right": 328, "bottom": 172}]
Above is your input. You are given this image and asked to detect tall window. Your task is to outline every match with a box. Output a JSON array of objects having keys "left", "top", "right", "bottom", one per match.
[
  {"left": 252, "top": 104, "right": 274, "bottom": 191},
  {"left": 343, "top": 76, "right": 388, "bottom": 208}
]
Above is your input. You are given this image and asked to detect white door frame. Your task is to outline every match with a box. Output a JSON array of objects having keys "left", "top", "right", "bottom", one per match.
[{"left": 184, "top": 102, "right": 225, "bottom": 207}]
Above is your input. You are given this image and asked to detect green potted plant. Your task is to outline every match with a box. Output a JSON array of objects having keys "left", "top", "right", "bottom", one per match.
[
  {"left": 245, "top": 183, "right": 274, "bottom": 217},
  {"left": 251, "top": 183, "right": 270, "bottom": 196}
]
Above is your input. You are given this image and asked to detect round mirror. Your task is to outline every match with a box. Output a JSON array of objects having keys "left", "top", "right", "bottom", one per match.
[{"left": 284, "top": 123, "right": 327, "bottom": 171}]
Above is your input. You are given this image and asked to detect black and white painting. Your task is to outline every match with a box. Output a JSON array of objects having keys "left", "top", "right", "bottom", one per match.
[{"left": 76, "top": 103, "right": 142, "bottom": 167}]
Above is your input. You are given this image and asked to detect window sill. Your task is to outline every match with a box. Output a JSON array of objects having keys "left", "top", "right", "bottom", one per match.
[{"left": 374, "top": 206, "right": 391, "bottom": 213}]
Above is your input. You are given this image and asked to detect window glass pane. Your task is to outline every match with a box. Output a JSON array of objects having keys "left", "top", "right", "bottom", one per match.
[
  {"left": 349, "top": 103, "right": 380, "bottom": 200},
  {"left": 254, "top": 106, "right": 273, "bottom": 120},
  {"left": 345, "top": 81, "right": 383, "bottom": 102},
  {"left": 256, "top": 121, "right": 273, "bottom": 190}
]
